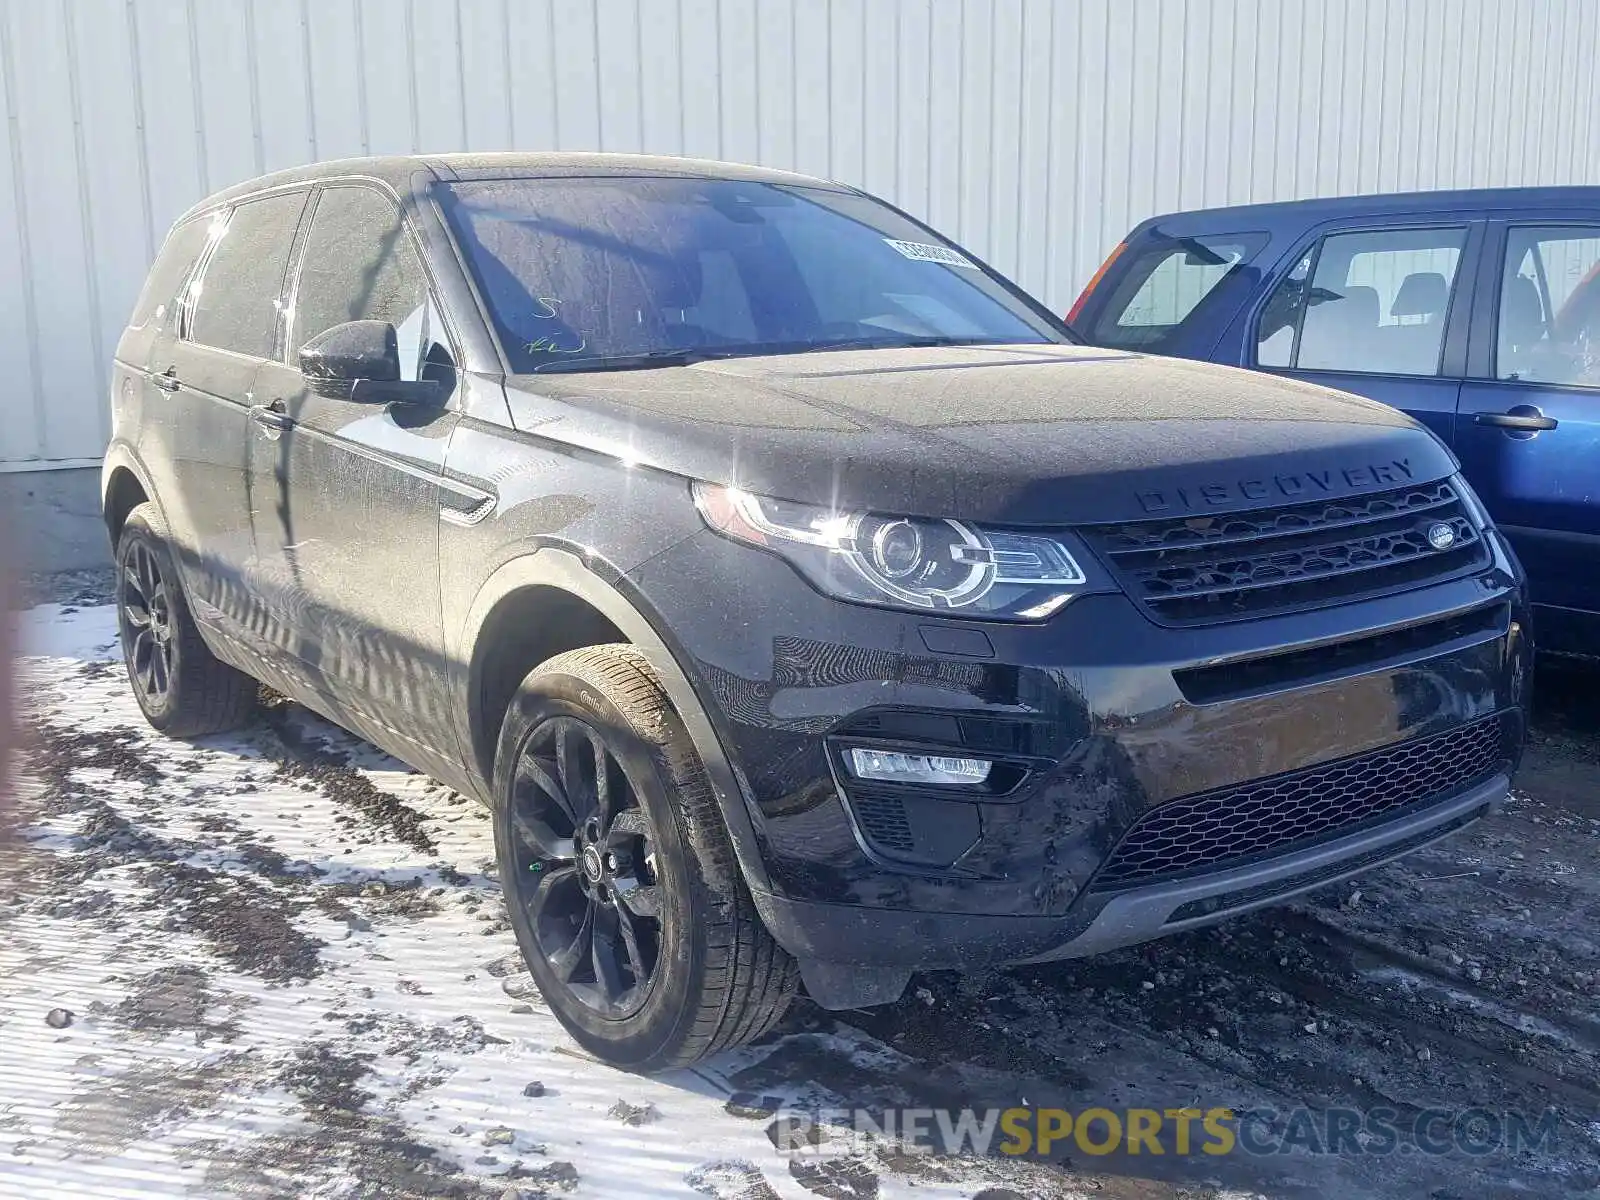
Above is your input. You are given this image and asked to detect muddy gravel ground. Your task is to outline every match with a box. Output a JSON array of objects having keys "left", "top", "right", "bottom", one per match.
[{"left": 2, "top": 595, "right": 1596, "bottom": 1199}]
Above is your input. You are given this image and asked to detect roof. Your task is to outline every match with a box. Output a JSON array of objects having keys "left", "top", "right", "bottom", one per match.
[
  {"left": 177, "top": 152, "right": 847, "bottom": 224},
  {"left": 1141, "top": 185, "right": 1600, "bottom": 231}
]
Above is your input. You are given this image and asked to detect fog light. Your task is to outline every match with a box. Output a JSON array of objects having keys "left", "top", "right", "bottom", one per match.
[{"left": 846, "top": 748, "right": 992, "bottom": 785}]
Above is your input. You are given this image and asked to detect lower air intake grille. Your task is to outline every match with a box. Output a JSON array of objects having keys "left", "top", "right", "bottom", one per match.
[
  {"left": 1093, "top": 714, "right": 1509, "bottom": 889},
  {"left": 1162, "top": 808, "right": 1485, "bottom": 926},
  {"left": 849, "top": 791, "right": 916, "bottom": 853}
]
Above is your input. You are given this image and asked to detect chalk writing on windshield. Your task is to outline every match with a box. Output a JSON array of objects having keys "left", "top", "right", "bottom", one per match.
[
  {"left": 526, "top": 336, "right": 587, "bottom": 355},
  {"left": 523, "top": 295, "right": 586, "bottom": 354}
]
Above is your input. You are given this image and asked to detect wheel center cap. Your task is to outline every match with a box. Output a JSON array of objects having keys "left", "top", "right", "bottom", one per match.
[{"left": 581, "top": 845, "right": 605, "bottom": 883}]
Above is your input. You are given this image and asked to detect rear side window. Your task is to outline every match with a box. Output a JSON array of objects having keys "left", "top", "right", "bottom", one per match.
[
  {"left": 1256, "top": 227, "right": 1466, "bottom": 377},
  {"left": 1497, "top": 225, "right": 1600, "bottom": 388},
  {"left": 186, "top": 191, "right": 307, "bottom": 359},
  {"left": 1089, "top": 234, "right": 1265, "bottom": 352},
  {"left": 129, "top": 219, "right": 211, "bottom": 330}
]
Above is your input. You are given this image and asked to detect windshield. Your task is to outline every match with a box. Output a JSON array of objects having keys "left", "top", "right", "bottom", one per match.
[
  {"left": 438, "top": 177, "right": 1068, "bottom": 372},
  {"left": 1088, "top": 233, "right": 1266, "bottom": 353}
]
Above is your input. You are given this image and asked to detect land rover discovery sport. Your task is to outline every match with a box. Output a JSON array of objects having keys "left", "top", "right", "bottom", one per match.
[{"left": 105, "top": 154, "right": 1529, "bottom": 1069}]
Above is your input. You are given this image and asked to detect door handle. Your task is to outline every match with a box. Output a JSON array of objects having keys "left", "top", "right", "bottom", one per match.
[
  {"left": 249, "top": 400, "right": 291, "bottom": 432},
  {"left": 151, "top": 367, "right": 180, "bottom": 392},
  {"left": 1475, "top": 410, "right": 1558, "bottom": 432}
]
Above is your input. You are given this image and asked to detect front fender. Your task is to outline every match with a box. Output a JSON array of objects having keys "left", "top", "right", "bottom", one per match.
[{"left": 449, "top": 546, "right": 775, "bottom": 894}]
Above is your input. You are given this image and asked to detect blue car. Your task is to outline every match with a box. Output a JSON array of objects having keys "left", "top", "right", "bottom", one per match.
[{"left": 1072, "top": 188, "right": 1600, "bottom": 659}]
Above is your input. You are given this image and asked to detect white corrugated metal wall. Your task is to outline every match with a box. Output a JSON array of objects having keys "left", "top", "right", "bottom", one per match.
[{"left": 2, "top": 0, "right": 1598, "bottom": 468}]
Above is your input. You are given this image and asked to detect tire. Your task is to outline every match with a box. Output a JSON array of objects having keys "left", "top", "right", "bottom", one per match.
[
  {"left": 115, "top": 502, "right": 258, "bottom": 737},
  {"left": 492, "top": 644, "right": 797, "bottom": 1070}
]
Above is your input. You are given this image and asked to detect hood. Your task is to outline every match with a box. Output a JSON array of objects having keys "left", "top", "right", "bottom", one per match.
[{"left": 500, "top": 344, "right": 1457, "bottom": 525}]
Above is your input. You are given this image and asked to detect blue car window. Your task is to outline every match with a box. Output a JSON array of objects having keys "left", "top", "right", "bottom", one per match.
[
  {"left": 1497, "top": 227, "right": 1600, "bottom": 388},
  {"left": 1257, "top": 227, "right": 1466, "bottom": 377}
]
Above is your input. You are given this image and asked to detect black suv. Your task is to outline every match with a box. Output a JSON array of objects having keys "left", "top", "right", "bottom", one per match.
[{"left": 106, "top": 154, "right": 1530, "bottom": 1070}]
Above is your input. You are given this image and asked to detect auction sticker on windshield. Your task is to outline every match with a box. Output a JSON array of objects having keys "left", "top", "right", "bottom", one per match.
[{"left": 883, "top": 238, "right": 979, "bottom": 268}]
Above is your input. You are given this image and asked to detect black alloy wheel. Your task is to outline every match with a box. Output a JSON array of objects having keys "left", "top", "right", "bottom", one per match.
[
  {"left": 113, "top": 502, "right": 258, "bottom": 737},
  {"left": 507, "top": 714, "right": 662, "bottom": 1018},
  {"left": 118, "top": 538, "right": 176, "bottom": 706}
]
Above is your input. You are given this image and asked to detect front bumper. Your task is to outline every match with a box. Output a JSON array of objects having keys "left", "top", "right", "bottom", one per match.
[
  {"left": 627, "top": 524, "right": 1530, "bottom": 987},
  {"left": 748, "top": 770, "right": 1506, "bottom": 973}
]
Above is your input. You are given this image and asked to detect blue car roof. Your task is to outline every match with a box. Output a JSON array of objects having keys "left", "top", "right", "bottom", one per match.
[{"left": 1140, "top": 186, "right": 1600, "bottom": 233}]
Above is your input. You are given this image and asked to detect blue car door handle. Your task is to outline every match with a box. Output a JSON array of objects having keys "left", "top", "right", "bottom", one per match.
[{"left": 1475, "top": 410, "right": 1558, "bottom": 432}]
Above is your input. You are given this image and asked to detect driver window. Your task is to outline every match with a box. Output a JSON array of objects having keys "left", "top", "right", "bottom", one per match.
[{"left": 291, "top": 186, "right": 445, "bottom": 383}]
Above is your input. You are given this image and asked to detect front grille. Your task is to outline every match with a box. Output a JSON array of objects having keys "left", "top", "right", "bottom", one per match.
[
  {"left": 1093, "top": 714, "right": 1509, "bottom": 889},
  {"left": 1082, "top": 480, "right": 1489, "bottom": 626}
]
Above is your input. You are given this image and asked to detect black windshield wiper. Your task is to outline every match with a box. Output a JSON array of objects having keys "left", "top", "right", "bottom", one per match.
[
  {"left": 1172, "top": 236, "right": 1230, "bottom": 267},
  {"left": 529, "top": 336, "right": 1036, "bottom": 374},
  {"left": 530, "top": 347, "right": 747, "bottom": 374},
  {"left": 786, "top": 335, "right": 1023, "bottom": 355}
]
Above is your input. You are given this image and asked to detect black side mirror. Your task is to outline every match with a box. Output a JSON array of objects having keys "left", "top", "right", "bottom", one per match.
[{"left": 298, "top": 320, "right": 441, "bottom": 405}]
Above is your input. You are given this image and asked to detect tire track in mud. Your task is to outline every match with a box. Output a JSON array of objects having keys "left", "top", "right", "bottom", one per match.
[
  {"left": 1279, "top": 906, "right": 1600, "bottom": 1064},
  {"left": 13, "top": 688, "right": 493, "bottom": 987},
  {"left": 13, "top": 671, "right": 458, "bottom": 974},
  {"left": 200, "top": 1041, "right": 523, "bottom": 1200},
  {"left": 1134, "top": 912, "right": 1600, "bottom": 1119}
]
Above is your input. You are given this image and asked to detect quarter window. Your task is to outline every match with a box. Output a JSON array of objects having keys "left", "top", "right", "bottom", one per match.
[
  {"left": 1496, "top": 226, "right": 1600, "bottom": 388},
  {"left": 291, "top": 187, "right": 438, "bottom": 382},
  {"left": 130, "top": 219, "right": 211, "bottom": 330},
  {"left": 185, "top": 192, "right": 307, "bottom": 358},
  {"left": 1256, "top": 250, "right": 1312, "bottom": 367},
  {"left": 1255, "top": 227, "right": 1467, "bottom": 377}
]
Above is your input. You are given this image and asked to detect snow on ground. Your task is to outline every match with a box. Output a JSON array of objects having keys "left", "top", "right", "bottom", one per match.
[
  {"left": 4, "top": 601, "right": 1598, "bottom": 1199},
  {"left": 17, "top": 603, "right": 122, "bottom": 660}
]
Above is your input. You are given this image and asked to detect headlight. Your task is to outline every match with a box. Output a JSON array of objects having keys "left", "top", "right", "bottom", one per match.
[{"left": 694, "top": 482, "right": 1099, "bottom": 619}]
